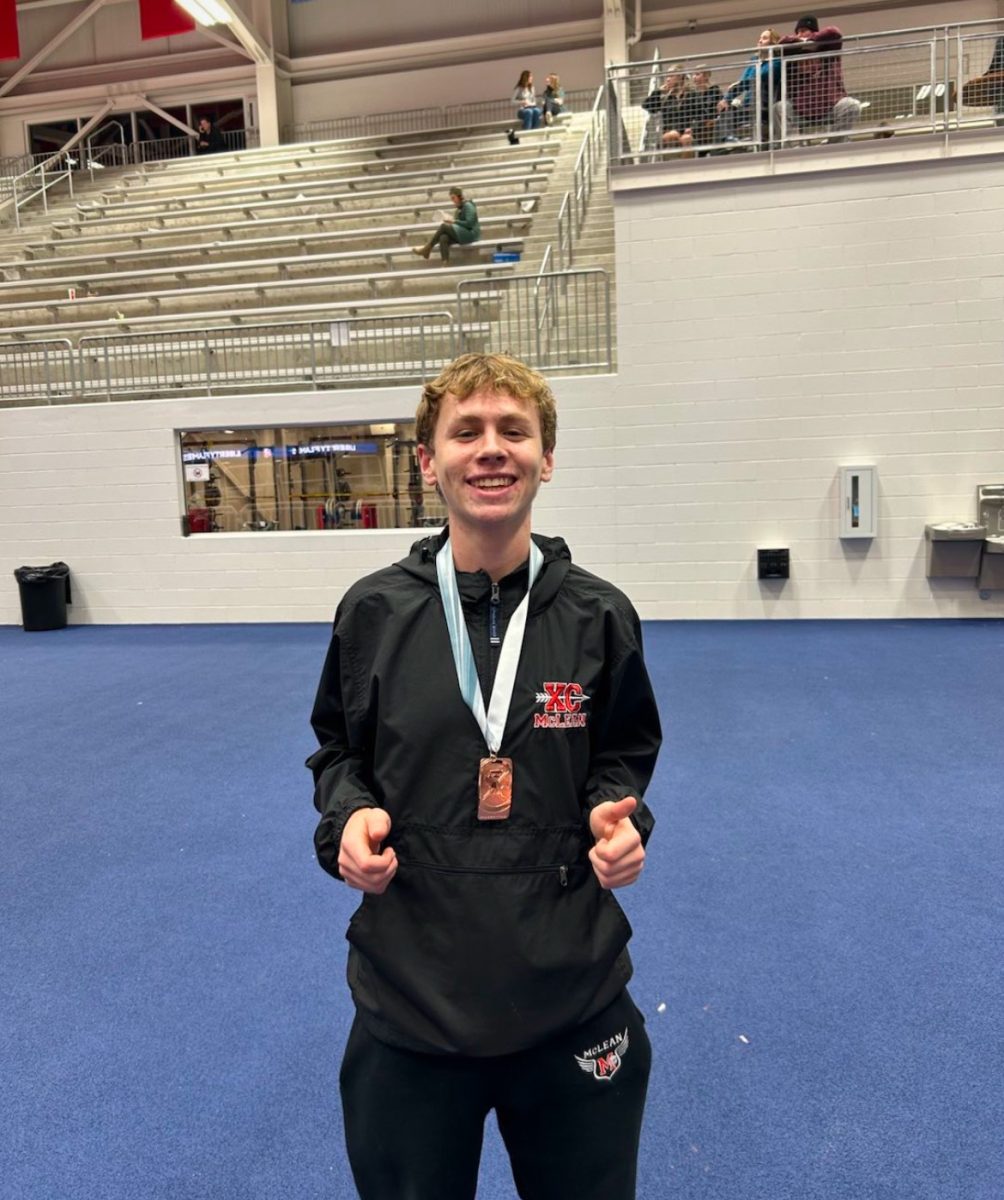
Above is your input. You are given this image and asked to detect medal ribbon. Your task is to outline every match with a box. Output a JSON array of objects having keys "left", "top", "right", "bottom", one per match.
[{"left": 436, "top": 537, "right": 543, "bottom": 755}]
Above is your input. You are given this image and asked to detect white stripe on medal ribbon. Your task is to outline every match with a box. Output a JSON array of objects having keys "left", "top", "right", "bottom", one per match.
[{"left": 436, "top": 537, "right": 543, "bottom": 755}]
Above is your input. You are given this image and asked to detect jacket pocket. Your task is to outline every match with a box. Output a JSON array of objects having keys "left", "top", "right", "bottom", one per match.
[{"left": 346, "top": 855, "right": 632, "bottom": 1056}]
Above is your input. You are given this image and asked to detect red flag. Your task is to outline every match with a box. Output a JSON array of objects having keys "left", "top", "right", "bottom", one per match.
[
  {"left": 138, "top": 0, "right": 197, "bottom": 40},
  {"left": 0, "top": 0, "right": 19, "bottom": 62}
]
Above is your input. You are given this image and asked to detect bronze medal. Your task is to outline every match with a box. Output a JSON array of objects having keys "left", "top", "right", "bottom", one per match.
[{"left": 478, "top": 756, "right": 513, "bottom": 821}]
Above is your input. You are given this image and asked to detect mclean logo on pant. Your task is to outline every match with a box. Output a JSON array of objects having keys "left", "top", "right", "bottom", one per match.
[
  {"left": 574, "top": 1028, "right": 629, "bottom": 1081},
  {"left": 533, "top": 681, "right": 590, "bottom": 729}
]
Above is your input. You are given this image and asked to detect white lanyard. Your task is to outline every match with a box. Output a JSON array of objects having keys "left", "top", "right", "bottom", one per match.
[{"left": 436, "top": 537, "right": 543, "bottom": 755}]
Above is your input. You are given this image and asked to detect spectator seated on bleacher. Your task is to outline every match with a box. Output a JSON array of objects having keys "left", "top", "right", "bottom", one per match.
[
  {"left": 776, "top": 15, "right": 862, "bottom": 143},
  {"left": 715, "top": 29, "right": 782, "bottom": 149},
  {"left": 411, "top": 186, "right": 480, "bottom": 263},
  {"left": 541, "top": 74, "right": 566, "bottom": 125},
  {"left": 512, "top": 70, "right": 543, "bottom": 131}
]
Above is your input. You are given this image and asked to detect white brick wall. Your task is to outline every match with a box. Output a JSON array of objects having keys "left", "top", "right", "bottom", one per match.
[
  {"left": 612, "top": 151, "right": 1004, "bottom": 618},
  {"left": 3, "top": 153, "right": 1003, "bottom": 623}
]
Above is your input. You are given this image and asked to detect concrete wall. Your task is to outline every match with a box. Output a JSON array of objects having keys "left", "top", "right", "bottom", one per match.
[
  {"left": 610, "top": 152, "right": 1004, "bottom": 618},
  {"left": 290, "top": 47, "right": 604, "bottom": 127}
]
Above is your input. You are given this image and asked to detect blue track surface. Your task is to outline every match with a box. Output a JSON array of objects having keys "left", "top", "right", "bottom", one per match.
[{"left": 1, "top": 621, "right": 1001, "bottom": 1200}]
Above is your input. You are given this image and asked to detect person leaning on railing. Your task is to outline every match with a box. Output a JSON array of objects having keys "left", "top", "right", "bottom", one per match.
[
  {"left": 776, "top": 15, "right": 862, "bottom": 141},
  {"left": 411, "top": 186, "right": 481, "bottom": 263}
]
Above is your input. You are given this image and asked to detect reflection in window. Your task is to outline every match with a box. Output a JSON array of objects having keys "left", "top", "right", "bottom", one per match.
[{"left": 179, "top": 421, "right": 445, "bottom": 534}]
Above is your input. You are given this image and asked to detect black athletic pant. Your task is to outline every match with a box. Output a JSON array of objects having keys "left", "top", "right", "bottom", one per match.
[{"left": 340, "top": 989, "right": 651, "bottom": 1200}]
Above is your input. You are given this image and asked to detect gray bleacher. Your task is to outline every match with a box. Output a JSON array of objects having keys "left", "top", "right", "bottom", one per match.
[{"left": 0, "top": 117, "right": 575, "bottom": 401}]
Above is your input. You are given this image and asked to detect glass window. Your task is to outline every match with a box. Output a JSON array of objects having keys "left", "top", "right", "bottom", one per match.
[{"left": 179, "top": 420, "right": 445, "bottom": 534}]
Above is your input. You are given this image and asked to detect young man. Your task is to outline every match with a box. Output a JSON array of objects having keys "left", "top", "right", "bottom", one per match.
[{"left": 308, "top": 353, "right": 662, "bottom": 1200}]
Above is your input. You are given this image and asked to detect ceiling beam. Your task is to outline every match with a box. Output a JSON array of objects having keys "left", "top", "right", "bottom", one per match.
[
  {"left": 195, "top": 21, "right": 258, "bottom": 63},
  {"left": 215, "top": 0, "right": 272, "bottom": 66},
  {"left": 132, "top": 94, "right": 198, "bottom": 137},
  {"left": 0, "top": 0, "right": 111, "bottom": 99}
]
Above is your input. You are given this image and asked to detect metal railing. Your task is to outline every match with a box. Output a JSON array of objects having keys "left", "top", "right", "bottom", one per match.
[
  {"left": 606, "top": 19, "right": 1004, "bottom": 166},
  {"left": 0, "top": 271, "right": 611, "bottom": 406},
  {"left": 73, "top": 312, "right": 458, "bottom": 401},
  {"left": 130, "top": 128, "right": 259, "bottom": 163},
  {"left": 285, "top": 107, "right": 445, "bottom": 143},
  {"left": 0, "top": 338, "right": 76, "bottom": 403},
  {"left": 1, "top": 129, "right": 259, "bottom": 189},
  {"left": 285, "top": 88, "right": 600, "bottom": 144},
  {"left": 457, "top": 268, "right": 611, "bottom": 374},
  {"left": 552, "top": 86, "right": 607, "bottom": 269},
  {"left": 0, "top": 313, "right": 456, "bottom": 404},
  {"left": 7, "top": 155, "right": 74, "bottom": 230},
  {"left": 3, "top": 143, "right": 135, "bottom": 227}
]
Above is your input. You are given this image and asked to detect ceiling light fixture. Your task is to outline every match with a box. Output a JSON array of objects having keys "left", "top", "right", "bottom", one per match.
[{"left": 176, "top": 0, "right": 233, "bottom": 26}]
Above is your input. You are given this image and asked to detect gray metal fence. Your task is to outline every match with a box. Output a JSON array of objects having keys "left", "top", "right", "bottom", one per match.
[
  {"left": 0, "top": 339, "right": 76, "bottom": 404},
  {"left": 0, "top": 130, "right": 259, "bottom": 186},
  {"left": 0, "top": 271, "right": 611, "bottom": 406},
  {"left": 606, "top": 19, "right": 1004, "bottom": 166},
  {"left": 285, "top": 89, "right": 601, "bottom": 144},
  {"left": 70, "top": 313, "right": 458, "bottom": 402},
  {"left": 457, "top": 269, "right": 611, "bottom": 374},
  {"left": 132, "top": 129, "right": 259, "bottom": 164}
]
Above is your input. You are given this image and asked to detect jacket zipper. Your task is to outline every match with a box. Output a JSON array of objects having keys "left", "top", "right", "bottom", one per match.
[
  {"left": 404, "top": 859, "right": 570, "bottom": 888},
  {"left": 489, "top": 581, "right": 501, "bottom": 646}
]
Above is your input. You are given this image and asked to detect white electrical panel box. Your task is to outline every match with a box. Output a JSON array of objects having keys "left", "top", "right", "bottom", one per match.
[{"left": 839, "top": 465, "right": 877, "bottom": 539}]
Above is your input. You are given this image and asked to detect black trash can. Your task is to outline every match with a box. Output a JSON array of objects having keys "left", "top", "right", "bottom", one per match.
[{"left": 14, "top": 562, "right": 72, "bottom": 631}]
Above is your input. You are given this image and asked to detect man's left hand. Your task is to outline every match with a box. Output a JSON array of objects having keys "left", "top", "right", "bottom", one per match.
[{"left": 588, "top": 796, "right": 645, "bottom": 890}]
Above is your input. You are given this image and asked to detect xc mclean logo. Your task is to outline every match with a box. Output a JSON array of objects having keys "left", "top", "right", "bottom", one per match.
[{"left": 533, "top": 681, "right": 590, "bottom": 729}]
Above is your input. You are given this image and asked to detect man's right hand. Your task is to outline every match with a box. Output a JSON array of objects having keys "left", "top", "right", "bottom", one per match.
[{"left": 338, "top": 808, "right": 398, "bottom": 893}]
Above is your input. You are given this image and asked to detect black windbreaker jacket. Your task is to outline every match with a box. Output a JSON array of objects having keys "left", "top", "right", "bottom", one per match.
[{"left": 308, "top": 531, "right": 662, "bottom": 1057}]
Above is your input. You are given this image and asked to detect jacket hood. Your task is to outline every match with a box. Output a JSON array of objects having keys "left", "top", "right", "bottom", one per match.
[{"left": 397, "top": 527, "right": 572, "bottom": 614}]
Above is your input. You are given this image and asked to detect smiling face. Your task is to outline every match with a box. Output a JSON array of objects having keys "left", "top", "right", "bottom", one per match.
[{"left": 417, "top": 388, "right": 554, "bottom": 542}]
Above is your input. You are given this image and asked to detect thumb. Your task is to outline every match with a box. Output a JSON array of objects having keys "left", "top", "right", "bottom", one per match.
[
  {"left": 365, "top": 808, "right": 392, "bottom": 850},
  {"left": 600, "top": 796, "right": 637, "bottom": 838}
]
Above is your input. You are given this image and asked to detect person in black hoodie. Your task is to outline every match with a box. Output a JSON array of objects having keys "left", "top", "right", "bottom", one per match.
[
  {"left": 308, "top": 352, "right": 662, "bottom": 1200},
  {"left": 195, "top": 116, "right": 224, "bottom": 154}
]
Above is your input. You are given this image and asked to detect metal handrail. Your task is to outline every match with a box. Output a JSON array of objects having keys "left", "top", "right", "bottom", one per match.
[
  {"left": 84, "top": 120, "right": 127, "bottom": 168},
  {"left": 556, "top": 193, "right": 572, "bottom": 269},
  {"left": 554, "top": 85, "right": 606, "bottom": 268},
  {"left": 9, "top": 155, "right": 74, "bottom": 230}
]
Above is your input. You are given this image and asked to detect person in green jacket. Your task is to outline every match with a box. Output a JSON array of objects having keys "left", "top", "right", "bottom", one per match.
[{"left": 412, "top": 187, "right": 480, "bottom": 263}]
